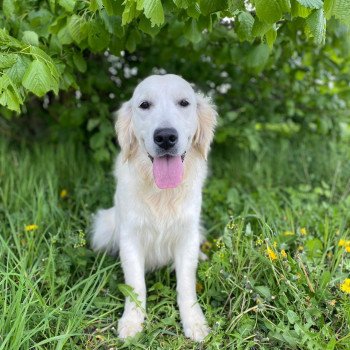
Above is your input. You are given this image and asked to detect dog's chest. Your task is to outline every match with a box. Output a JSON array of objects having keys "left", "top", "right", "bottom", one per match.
[{"left": 134, "top": 189, "right": 196, "bottom": 270}]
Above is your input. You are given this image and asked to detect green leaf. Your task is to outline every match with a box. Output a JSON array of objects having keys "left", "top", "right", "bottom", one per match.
[
  {"left": 125, "top": 28, "right": 141, "bottom": 52},
  {"left": 252, "top": 20, "right": 273, "bottom": 37},
  {"left": 246, "top": 43, "right": 270, "bottom": 72},
  {"left": 5, "top": 55, "right": 31, "bottom": 84},
  {"left": 58, "top": 0, "right": 76, "bottom": 12},
  {"left": 291, "top": 0, "right": 312, "bottom": 18},
  {"left": 118, "top": 284, "right": 143, "bottom": 309},
  {"left": 236, "top": 12, "right": 254, "bottom": 41},
  {"left": 88, "top": 19, "right": 110, "bottom": 52},
  {"left": 58, "top": 25, "right": 73, "bottom": 45},
  {"left": 228, "top": 0, "right": 245, "bottom": 11},
  {"left": 122, "top": 0, "right": 138, "bottom": 25},
  {"left": 141, "top": 0, "right": 165, "bottom": 26},
  {"left": 286, "top": 310, "right": 300, "bottom": 324},
  {"left": 265, "top": 27, "right": 277, "bottom": 47},
  {"left": 89, "top": 0, "right": 100, "bottom": 12},
  {"left": 255, "top": 286, "right": 271, "bottom": 299},
  {"left": 67, "top": 15, "right": 89, "bottom": 44},
  {"left": 102, "top": 0, "right": 113, "bottom": 14},
  {"left": 100, "top": 9, "right": 124, "bottom": 36},
  {"left": 0, "top": 74, "right": 22, "bottom": 112},
  {"left": 200, "top": 0, "right": 227, "bottom": 15},
  {"left": 305, "top": 238, "right": 323, "bottom": 258},
  {"left": 0, "top": 54, "right": 17, "bottom": 69},
  {"left": 255, "top": 0, "right": 283, "bottom": 23},
  {"left": 305, "top": 9, "right": 326, "bottom": 44},
  {"left": 21, "top": 31, "right": 39, "bottom": 46},
  {"left": 22, "top": 60, "right": 58, "bottom": 97},
  {"left": 319, "top": 270, "right": 331, "bottom": 292},
  {"left": 139, "top": 16, "right": 162, "bottom": 36},
  {"left": 29, "top": 46, "right": 60, "bottom": 82},
  {"left": 3, "top": 0, "right": 16, "bottom": 19},
  {"left": 173, "top": 0, "right": 189, "bottom": 9},
  {"left": 73, "top": 52, "right": 87, "bottom": 73},
  {"left": 184, "top": 19, "right": 202, "bottom": 43},
  {"left": 325, "top": 0, "right": 350, "bottom": 24},
  {"left": 0, "top": 29, "right": 22, "bottom": 48},
  {"left": 295, "top": 0, "right": 323, "bottom": 9}
]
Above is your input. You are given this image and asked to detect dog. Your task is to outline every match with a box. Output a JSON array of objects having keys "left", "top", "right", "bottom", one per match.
[{"left": 91, "top": 74, "right": 217, "bottom": 341}]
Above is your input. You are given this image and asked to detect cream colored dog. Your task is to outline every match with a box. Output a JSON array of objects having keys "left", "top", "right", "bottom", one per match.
[{"left": 92, "top": 74, "right": 216, "bottom": 341}]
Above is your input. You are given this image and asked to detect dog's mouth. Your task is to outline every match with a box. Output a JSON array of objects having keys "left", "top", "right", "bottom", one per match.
[{"left": 148, "top": 152, "right": 186, "bottom": 189}]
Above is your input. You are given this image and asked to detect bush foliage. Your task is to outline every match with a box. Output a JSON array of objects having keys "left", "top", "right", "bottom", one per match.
[{"left": 1, "top": 0, "right": 350, "bottom": 161}]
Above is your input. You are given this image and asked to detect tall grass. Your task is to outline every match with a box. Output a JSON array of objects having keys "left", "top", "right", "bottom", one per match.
[{"left": 0, "top": 138, "right": 349, "bottom": 349}]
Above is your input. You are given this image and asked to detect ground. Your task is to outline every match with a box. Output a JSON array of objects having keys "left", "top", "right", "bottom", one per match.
[{"left": 0, "top": 137, "right": 349, "bottom": 349}]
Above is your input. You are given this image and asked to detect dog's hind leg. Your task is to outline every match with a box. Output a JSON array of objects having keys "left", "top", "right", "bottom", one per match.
[{"left": 91, "top": 207, "right": 119, "bottom": 254}]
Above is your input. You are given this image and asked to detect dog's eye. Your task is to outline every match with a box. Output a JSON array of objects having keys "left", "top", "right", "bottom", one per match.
[
  {"left": 179, "top": 99, "right": 190, "bottom": 107},
  {"left": 139, "top": 101, "right": 151, "bottom": 109}
]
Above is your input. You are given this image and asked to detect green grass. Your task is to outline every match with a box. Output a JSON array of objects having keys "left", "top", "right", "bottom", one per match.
[{"left": 0, "top": 138, "right": 350, "bottom": 349}]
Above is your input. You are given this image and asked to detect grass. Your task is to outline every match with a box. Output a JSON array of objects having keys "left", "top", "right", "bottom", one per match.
[{"left": 0, "top": 137, "right": 350, "bottom": 349}]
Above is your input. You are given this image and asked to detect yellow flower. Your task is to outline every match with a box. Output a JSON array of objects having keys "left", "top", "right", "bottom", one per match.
[
  {"left": 60, "top": 189, "right": 68, "bottom": 199},
  {"left": 266, "top": 247, "right": 278, "bottom": 261},
  {"left": 25, "top": 224, "right": 38, "bottom": 231},
  {"left": 338, "top": 239, "right": 347, "bottom": 247},
  {"left": 345, "top": 246, "right": 350, "bottom": 253},
  {"left": 281, "top": 249, "right": 287, "bottom": 258},
  {"left": 300, "top": 227, "right": 307, "bottom": 235},
  {"left": 284, "top": 231, "right": 295, "bottom": 236},
  {"left": 340, "top": 278, "right": 350, "bottom": 294}
]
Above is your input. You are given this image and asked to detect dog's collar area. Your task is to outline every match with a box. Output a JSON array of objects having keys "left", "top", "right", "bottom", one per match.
[{"left": 148, "top": 152, "right": 186, "bottom": 163}]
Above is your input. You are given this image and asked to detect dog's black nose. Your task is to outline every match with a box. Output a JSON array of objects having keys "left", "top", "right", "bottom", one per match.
[{"left": 153, "top": 128, "right": 178, "bottom": 150}]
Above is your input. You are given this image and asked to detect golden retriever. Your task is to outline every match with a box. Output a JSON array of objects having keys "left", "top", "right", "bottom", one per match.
[{"left": 92, "top": 74, "right": 217, "bottom": 341}]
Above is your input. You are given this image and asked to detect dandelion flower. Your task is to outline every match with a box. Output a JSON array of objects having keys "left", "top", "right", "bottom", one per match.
[
  {"left": 281, "top": 249, "right": 287, "bottom": 258},
  {"left": 266, "top": 247, "right": 278, "bottom": 261},
  {"left": 346, "top": 246, "right": 350, "bottom": 253},
  {"left": 25, "top": 224, "right": 38, "bottom": 231},
  {"left": 338, "top": 239, "right": 347, "bottom": 247},
  {"left": 60, "top": 189, "right": 68, "bottom": 199},
  {"left": 340, "top": 279, "right": 350, "bottom": 294},
  {"left": 300, "top": 227, "right": 307, "bottom": 235}
]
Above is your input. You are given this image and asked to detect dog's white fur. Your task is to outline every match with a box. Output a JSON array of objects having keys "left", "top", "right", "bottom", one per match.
[{"left": 92, "top": 74, "right": 216, "bottom": 341}]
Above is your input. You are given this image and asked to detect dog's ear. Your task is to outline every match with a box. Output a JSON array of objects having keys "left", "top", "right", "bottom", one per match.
[
  {"left": 194, "top": 94, "right": 217, "bottom": 160},
  {"left": 115, "top": 101, "right": 137, "bottom": 162}
]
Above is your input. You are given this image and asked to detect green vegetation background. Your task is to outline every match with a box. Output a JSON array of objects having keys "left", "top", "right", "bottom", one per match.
[{"left": 1, "top": 0, "right": 350, "bottom": 349}]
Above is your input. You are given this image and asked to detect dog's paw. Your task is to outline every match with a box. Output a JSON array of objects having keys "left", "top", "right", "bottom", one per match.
[
  {"left": 183, "top": 320, "right": 210, "bottom": 342},
  {"left": 182, "top": 308, "right": 210, "bottom": 342},
  {"left": 118, "top": 310, "right": 144, "bottom": 339}
]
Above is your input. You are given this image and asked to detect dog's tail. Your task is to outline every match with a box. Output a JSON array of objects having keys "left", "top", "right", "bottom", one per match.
[{"left": 91, "top": 207, "right": 119, "bottom": 254}]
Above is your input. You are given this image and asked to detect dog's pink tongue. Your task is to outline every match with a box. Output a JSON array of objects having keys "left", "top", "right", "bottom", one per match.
[{"left": 153, "top": 156, "right": 183, "bottom": 189}]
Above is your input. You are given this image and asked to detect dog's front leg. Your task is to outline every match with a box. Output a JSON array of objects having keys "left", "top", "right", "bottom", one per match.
[
  {"left": 175, "top": 236, "right": 210, "bottom": 342},
  {"left": 117, "top": 235, "right": 146, "bottom": 339}
]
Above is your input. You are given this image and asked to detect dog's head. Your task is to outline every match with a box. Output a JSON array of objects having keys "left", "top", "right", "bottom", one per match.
[{"left": 116, "top": 74, "right": 217, "bottom": 189}]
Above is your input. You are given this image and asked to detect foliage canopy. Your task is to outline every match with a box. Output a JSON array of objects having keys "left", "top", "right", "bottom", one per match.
[
  {"left": 1, "top": 1, "right": 350, "bottom": 161},
  {"left": 0, "top": 0, "right": 349, "bottom": 112}
]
